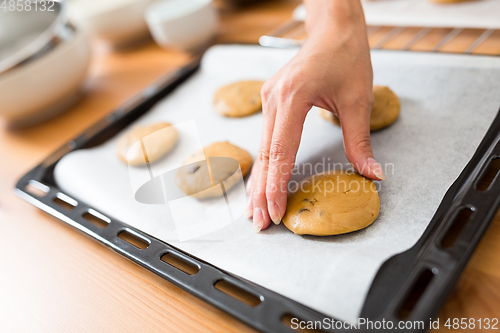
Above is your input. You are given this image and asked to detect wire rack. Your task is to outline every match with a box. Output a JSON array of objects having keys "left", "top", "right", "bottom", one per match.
[{"left": 259, "top": 20, "right": 500, "bottom": 56}]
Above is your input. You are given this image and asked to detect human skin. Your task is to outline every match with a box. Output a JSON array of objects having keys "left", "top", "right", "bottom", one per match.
[{"left": 246, "top": 0, "right": 386, "bottom": 231}]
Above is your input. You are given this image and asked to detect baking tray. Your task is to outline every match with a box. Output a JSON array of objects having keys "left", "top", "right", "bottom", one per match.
[{"left": 15, "top": 53, "right": 500, "bottom": 332}]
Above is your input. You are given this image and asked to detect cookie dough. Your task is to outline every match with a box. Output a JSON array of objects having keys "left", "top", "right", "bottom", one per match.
[
  {"left": 117, "top": 122, "right": 178, "bottom": 166},
  {"left": 176, "top": 142, "right": 253, "bottom": 199},
  {"left": 213, "top": 80, "right": 265, "bottom": 117},
  {"left": 319, "top": 85, "right": 400, "bottom": 131},
  {"left": 282, "top": 170, "right": 380, "bottom": 236}
]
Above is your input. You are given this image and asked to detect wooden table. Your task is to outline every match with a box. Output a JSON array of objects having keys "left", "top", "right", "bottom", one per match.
[{"left": 1, "top": 1, "right": 499, "bottom": 331}]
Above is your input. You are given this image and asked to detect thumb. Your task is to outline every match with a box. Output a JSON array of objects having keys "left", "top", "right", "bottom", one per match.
[{"left": 339, "top": 110, "right": 386, "bottom": 181}]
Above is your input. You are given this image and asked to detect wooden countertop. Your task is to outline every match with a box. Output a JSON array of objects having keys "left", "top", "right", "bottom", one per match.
[{"left": 1, "top": 1, "right": 499, "bottom": 331}]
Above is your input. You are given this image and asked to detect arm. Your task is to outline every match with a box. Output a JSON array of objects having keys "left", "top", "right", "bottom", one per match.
[{"left": 246, "top": 0, "right": 385, "bottom": 231}]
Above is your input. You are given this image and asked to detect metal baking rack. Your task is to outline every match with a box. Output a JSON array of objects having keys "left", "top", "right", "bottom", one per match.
[
  {"left": 16, "top": 51, "right": 500, "bottom": 332},
  {"left": 259, "top": 20, "right": 500, "bottom": 56}
]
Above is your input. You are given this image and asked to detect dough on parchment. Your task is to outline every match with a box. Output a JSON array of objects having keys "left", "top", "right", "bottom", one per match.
[
  {"left": 213, "top": 80, "right": 265, "bottom": 117},
  {"left": 176, "top": 142, "right": 253, "bottom": 199},
  {"left": 319, "top": 85, "right": 400, "bottom": 131},
  {"left": 117, "top": 122, "right": 178, "bottom": 166},
  {"left": 282, "top": 170, "right": 380, "bottom": 236}
]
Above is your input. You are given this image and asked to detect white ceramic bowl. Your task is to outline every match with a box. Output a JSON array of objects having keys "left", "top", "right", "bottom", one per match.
[
  {"left": 145, "top": 0, "right": 218, "bottom": 52},
  {"left": 68, "top": 0, "right": 155, "bottom": 46},
  {"left": 0, "top": 25, "right": 90, "bottom": 126},
  {"left": 0, "top": 3, "right": 91, "bottom": 127}
]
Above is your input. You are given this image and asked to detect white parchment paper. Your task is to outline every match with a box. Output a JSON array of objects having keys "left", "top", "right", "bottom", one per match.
[
  {"left": 54, "top": 46, "right": 500, "bottom": 322},
  {"left": 294, "top": 0, "right": 500, "bottom": 29}
]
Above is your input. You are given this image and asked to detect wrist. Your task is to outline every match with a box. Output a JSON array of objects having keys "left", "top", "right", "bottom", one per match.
[{"left": 304, "top": 0, "right": 367, "bottom": 43}]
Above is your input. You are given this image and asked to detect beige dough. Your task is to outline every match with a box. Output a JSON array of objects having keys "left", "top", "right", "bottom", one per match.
[
  {"left": 319, "top": 85, "right": 400, "bottom": 131},
  {"left": 213, "top": 80, "right": 265, "bottom": 117},
  {"left": 176, "top": 142, "right": 253, "bottom": 199},
  {"left": 282, "top": 170, "right": 380, "bottom": 236},
  {"left": 117, "top": 122, "right": 178, "bottom": 166}
]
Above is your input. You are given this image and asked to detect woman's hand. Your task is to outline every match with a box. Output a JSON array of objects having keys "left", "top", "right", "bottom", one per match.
[{"left": 246, "top": 0, "right": 386, "bottom": 231}]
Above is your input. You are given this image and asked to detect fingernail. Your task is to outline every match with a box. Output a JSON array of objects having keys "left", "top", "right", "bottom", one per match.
[
  {"left": 367, "top": 157, "right": 386, "bottom": 181},
  {"left": 245, "top": 196, "right": 253, "bottom": 218},
  {"left": 253, "top": 208, "right": 263, "bottom": 232},
  {"left": 267, "top": 200, "right": 282, "bottom": 225}
]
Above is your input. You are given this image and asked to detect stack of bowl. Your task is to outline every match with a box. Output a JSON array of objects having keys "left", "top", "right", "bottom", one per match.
[{"left": 0, "top": 1, "right": 90, "bottom": 127}]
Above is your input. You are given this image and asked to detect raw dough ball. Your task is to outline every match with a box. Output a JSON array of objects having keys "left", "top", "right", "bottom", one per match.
[
  {"left": 117, "top": 122, "right": 178, "bottom": 166},
  {"left": 213, "top": 80, "right": 265, "bottom": 117},
  {"left": 319, "top": 85, "right": 400, "bottom": 131},
  {"left": 176, "top": 142, "right": 253, "bottom": 199},
  {"left": 282, "top": 170, "right": 380, "bottom": 236},
  {"left": 319, "top": 108, "right": 339, "bottom": 125}
]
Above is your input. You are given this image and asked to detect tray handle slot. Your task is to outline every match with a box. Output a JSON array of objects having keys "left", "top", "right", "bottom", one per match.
[
  {"left": 397, "top": 268, "right": 436, "bottom": 320},
  {"left": 160, "top": 252, "right": 200, "bottom": 276},
  {"left": 53, "top": 193, "right": 77, "bottom": 210},
  {"left": 82, "top": 209, "right": 111, "bottom": 229},
  {"left": 214, "top": 279, "right": 263, "bottom": 307},
  {"left": 25, "top": 180, "right": 50, "bottom": 197},
  {"left": 475, "top": 156, "right": 500, "bottom": 191},
  {"left": 439, "top": 206, "right": 475, "bottom": 249},
  {"left": 118, "top": 229, "right": 150, "bottom": 250}
]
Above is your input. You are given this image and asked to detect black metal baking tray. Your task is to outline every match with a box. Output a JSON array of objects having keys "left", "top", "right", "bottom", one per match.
[{"left": 15, "top": 55, "right": 500, "bottom": 332}]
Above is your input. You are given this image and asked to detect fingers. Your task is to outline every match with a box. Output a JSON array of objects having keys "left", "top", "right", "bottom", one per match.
[
  {"left": 248, "top": 94, "right": 384, "bottom": 236},
  {"left": 246, "top": 86, "right": 277, "bottom": 232},
  {"left": 339, "top": 106, "right": 386, "bottom": 181},
  {"left": 244, "top": 171, "right": 254, "bottom": 218},
  {"left": 265, "top": 101, "right": 308, "bottom": 225},
  {"left": 251, "top": 126, "right": 273, "bottom": 231}
]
